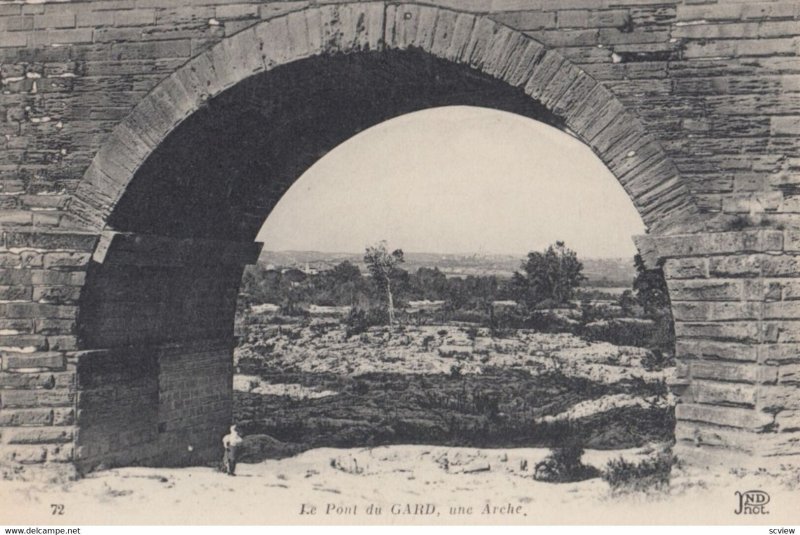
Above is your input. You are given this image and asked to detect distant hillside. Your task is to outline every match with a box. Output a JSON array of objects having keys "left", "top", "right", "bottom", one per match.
[{"left": 257, "top": 250, "right": 636, "bottom": 287}]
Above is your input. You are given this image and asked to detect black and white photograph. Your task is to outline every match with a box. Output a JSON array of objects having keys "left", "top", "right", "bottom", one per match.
[{"left": 0, "top": 0, "right": 799, "bottom": 528}]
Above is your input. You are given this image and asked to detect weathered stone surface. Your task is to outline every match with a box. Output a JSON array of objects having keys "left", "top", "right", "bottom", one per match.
[
  {"left": 676, "top": 423, "right": 756, "bottom": 452},
  {"left": 671, "top": 302, "right": 760, "bottom": 322},
  {"left": 4, "top": 426, "right": 73, "bottom": 444},
  {"left": 668, "top": 280, "right": 743, "bottom": 302},
  {"left": 676, "top": 340, "right": 758, "bottom": 362},
  {"left": 776, "top": 410, "right": 800, "bottom": 431},
  {"left": 676, "top": 403, "right": 774, "bottom": 430},
  {"left": 2, "top": 352, "right": 65, "bottom": 371},
  {"left": 0, "top": 409, "right": 53, "bottom": 427},
  {"left": 664, "top": 258, "right": 707, "bottom": 279},
  {"left": 759, "top": 385, "right": 800, "bottom": 411},
  {"left": 690, "top": 361, "right": 776, "bottom": 384},
  {"left": 689, "top": 380, "right": 758, "bottom": 407}
]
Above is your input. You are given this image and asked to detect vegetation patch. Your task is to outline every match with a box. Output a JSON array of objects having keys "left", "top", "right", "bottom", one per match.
[
  {"left": 533, "top": 436, "right": 600, "bottom": 483},
  {"left": 602, "top": 449, "right": 676, "bottom": 494}
]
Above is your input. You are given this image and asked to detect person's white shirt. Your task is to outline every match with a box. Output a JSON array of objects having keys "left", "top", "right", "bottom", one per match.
[{"left": 222, "top": 426, "right": 243, "bottom": 448}]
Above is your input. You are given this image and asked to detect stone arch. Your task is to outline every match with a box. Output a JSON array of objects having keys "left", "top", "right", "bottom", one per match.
[
  {"left": 1, "top": 1, "right": 798, "bottom": 479},
  {"left": 68, "top": 2, "right": 702, "bottom": 236},
  {"left": 19, "top": 1, "right": 795, "bottom": 476},
  {"left": 59, "top": 2, "right": 708, "bottom": 471}
]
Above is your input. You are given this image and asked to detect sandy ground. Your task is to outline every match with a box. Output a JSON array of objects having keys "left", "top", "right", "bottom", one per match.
[{"left": 2, "top": 445, "right": 798, "bottom": 526}]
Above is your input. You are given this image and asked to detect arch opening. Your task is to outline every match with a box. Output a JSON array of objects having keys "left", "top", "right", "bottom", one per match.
[
  {"left": 230, "top": 105, "right": 673, "bottom": 458},
  {"left": 73, "top": 47, "right": 677, "bottom": 470}
]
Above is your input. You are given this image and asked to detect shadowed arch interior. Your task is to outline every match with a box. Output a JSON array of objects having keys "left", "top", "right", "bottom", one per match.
[{"left": 106, "top": 50, "right": 565, "bottom": 241}]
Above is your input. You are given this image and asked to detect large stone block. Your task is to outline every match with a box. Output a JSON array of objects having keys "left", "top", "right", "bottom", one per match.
[
  {"left": 0, "top": 390, "right": 74, "bottom": 409},
  {"left": 675, "top": 422, "right": 756, "bottom": 452},
  {"left": 4, "top": 426, "right": 73, "bottom": 444},
  {"left": 708, "top": 255, "right": 761, "bottom": 278},
  {"left": 676, "top": 403, "right": 774, "bottom": 430},
  {"left": 758, "top": 385, "right": 800, "bottom": 411},
  {"left": 675, "top": 321, "right": 759, "bottom": 343},
  {"left": 2, "top": 352, "right": 65, "bottom": 371},
  {"left": 664, "top": 258, "right": 707, "bottom": 279},
  {"left": 668, "top": 280, "right": 743, "bottom": 301},
  {"left": 775, "top": 410, "right": 800, "bottom": 431},
  {"left": 676, "top": 340, "right": 757, "bottom": 362},
  {"left": 671, "top": 301, "right": 760, "bottom": 322},
  {"left": 688, "top": 380, "right": 757, "bottom": 407},
  {"left": 690, "top": 361, "right": 775, "bottom": 384},
  {"left": 0, "top": 409, "right": 54, "bottom": 427}
]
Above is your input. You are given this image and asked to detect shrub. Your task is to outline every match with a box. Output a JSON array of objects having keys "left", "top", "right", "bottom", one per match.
[
  {"left": 532, "top": 423, "right": 599, "bottom": 483},
  {"left": 473, "top": 390, "right": 501, "bottom": 419},
  {"left": 602, "top": 450, "right": 675, "bottom": 494},
  {"left": 526, "top": 311, "right": 580, "bottom": 334},
  {"left": 533, "top": 442, "right": 600, "bottom": 483},
  {"left": 642, "top": 349, "right": 676, "bottom": 371},
  {"left": 344, "top": 308, "right": 369, "bottom": 338},
  {"left": 492, "top": 306, "right": 530, "bottom": 330},
  {"left": 343, "top": 307, "right": 389, "bottom": 337},
  {"left": 581, "top": 318, "right": 657, "bottom": 347},
  {"left": 449, "top": 364, "right": 463, "bottom": 378}
]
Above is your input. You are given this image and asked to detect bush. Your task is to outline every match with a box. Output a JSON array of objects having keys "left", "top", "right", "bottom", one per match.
[
  {"left": 492, "top": 306, "right": 530, "bottom": 330},
  {"left": 602, "top": 450, "right": 675, "bottom": 494},
  {"left": 581, "top": 318, "right": 657, "bottom": 347},
  {"left": 344, "top": 308, "right": 368, "bottom": 338},
  {"left": 642, "top": 349, "right": 676, "bottom": 371},
  {"left": 533, "top": 442, "right": 600, "bottom": 483},
  {"left": 532, "top": 423, "right": 599, "bottom": 483},
  {"left": 526, "top": 311, "right": 580, "bottom": 334},
  {"left": 343, "top": 307, "right": 389, "bottom": 338}
]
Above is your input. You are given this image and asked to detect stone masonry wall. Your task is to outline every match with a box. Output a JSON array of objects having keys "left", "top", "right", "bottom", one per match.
[
  {"left": 0, "top": 0, "right": 799, "bottom": 229},
  {"left": 638, "top": 229, "right": 800, "bottom": 467},
  {"left": 0, "top": 230, "right": 256, "bottom": 475},
  {"left": 0, "top": 230, "right": 94, "bottom": 478},
  {"left": 75, "top": 339, "right": 232, "bottom": 473}
]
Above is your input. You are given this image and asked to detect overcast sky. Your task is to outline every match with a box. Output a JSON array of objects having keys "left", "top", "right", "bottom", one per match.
[{"left": 256, "top": 106, "right": 645, "bottom": 259}]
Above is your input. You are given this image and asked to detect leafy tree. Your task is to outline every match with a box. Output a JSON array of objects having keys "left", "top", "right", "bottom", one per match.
[
  {"left": 364, "top": 241, "right": 405, "bottom": 325},
  {"left": 412, "top": 267, "right": 449, "bottom": 300},
  {"left": 323, "top": 261, "right": 368, "bottom": 307},
  {"left": 514, "top": 241, "right": 586, "bottom": 309},
  {"left": 632, "top": 254, "right": 670, "bottom": 315},
  {"left": 329, "top": 261, "right": 362, "bottom": 284}
]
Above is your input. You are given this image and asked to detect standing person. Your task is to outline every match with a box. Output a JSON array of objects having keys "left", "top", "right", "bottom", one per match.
[{"left": 222, "top": 424, "right": 243, "bottom": 476}]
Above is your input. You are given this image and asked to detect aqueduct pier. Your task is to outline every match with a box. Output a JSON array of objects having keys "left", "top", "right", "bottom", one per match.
[{"left": 0, "top": 0, "right": 799, "bottom": 476}]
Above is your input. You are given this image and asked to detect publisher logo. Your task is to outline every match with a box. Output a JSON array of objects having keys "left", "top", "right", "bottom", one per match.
[{"left": 734, "top": 490, "right": 770, "bottom": 515}]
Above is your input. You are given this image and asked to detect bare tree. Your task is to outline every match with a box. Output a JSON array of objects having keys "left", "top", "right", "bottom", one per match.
[{"left": 364, "top": 241, "right": 404, "bottom": 325}]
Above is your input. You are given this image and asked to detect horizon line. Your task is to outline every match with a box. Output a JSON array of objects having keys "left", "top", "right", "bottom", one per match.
[{"left": 258, "top": 249, "right": 637, "bottom": 260}]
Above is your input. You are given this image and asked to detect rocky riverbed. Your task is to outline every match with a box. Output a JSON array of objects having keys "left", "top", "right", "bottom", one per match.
[{"left": 233, "top": 322, "right": 675, "bottom": 460}]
